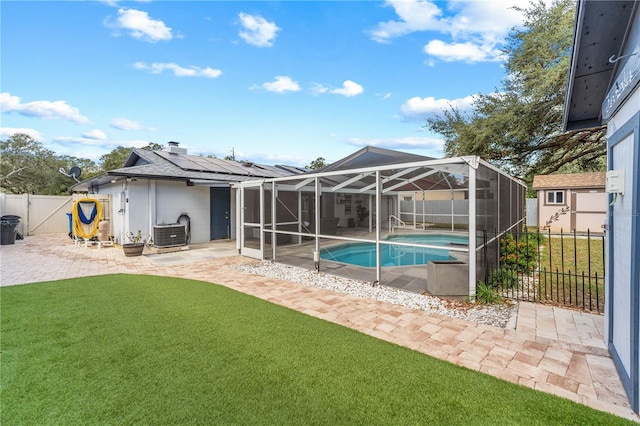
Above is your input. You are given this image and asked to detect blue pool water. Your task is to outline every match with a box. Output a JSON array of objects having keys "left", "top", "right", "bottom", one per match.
[{"left": 320, "top": 234, "right": 468, "bottom": 268}]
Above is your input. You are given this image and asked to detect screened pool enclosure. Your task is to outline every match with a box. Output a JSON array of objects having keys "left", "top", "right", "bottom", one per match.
[{"left": 236, "top": 150, "right": 525, "bottom": 298}]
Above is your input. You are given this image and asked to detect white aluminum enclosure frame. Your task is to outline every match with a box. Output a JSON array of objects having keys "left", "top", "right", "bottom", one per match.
[{"left": 235, "top": 155, "right": 526, "bottom": 298}]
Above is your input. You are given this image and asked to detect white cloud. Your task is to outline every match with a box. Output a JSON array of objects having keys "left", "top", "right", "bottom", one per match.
[
  {"left": 330, "top": 80, "right": 364, "bottom": 97},
  {"left": 445, "top": 0, "right": 529, "bottom": 40},
  {"left": 53, "top": 136, "right": 113, "bottom": 147},
  {"left": 370, "top": 0, "right": 533, "bottom": 63},
  {"left": 110, "top": 117, "right": 154, "bottom": 131},
  {"left": 53, "top": 136, "right": 149, "bottom": 149},
  {"left": 312, "top": 81, "right": 364, "bottom": 97},
  {"left": 310, "top": 83, "right": 329, "bottom": 95},
  {"left": 134, "top": 62, "right": 222, "bottom": 78},
  {"left": 377, "top": 93, "right": 392, "bottom": 100},
  {"left": 400, "top": 94, "right": 478, "bottom": 121},
  {"left": 260, "top": 76, "right": 300, "bottom": 93},
  {"left": 424, "top": 40, "right": 503, "bottom": 63},
  {"left": 106, "top": 8, "right": 172, "bottom": 42},
  {"left": 0, "top": 93, "right": 89, "bottom": 123},
  {"left": 0, "top": 127, "right": 43, "bottom": 140},
  {"left": 346, "top": 136, "right": 444, "bottom": 152},
  {"left": 83, "top": 129, "right": 107, "bottom": 140},
  {"left": 369, "top": 0, "right": 444, "bottom": 42},
  {"left": 243, "top": 152, "right": 308, "bottom": 167},
  {"left": 116, "top": 139, "right": 152, "bottom": 149},
  {"left": 100, "top": 0, "right": 152, "bottom": 6},
  {"left": 238, "top": 13, "right": 280, "bottom": 47}
]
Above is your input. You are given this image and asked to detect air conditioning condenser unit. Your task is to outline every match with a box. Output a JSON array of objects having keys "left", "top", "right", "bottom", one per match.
[{"left": 153, "top": 224, "right": 186, "bottom": 248}]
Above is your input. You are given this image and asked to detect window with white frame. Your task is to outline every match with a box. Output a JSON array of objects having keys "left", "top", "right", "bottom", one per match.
[{"left": 546, "top": 190, "right": 564, "bottom": 205}]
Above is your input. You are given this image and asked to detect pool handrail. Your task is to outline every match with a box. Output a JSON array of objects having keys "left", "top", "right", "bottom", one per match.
[{"left": 388, "top": 215, "right": 406, "bottom": 233}]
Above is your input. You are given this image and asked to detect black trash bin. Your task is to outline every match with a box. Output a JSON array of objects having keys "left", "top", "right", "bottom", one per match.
[{"left": 1, "top": 215, "right": 21, "bottom": 245}]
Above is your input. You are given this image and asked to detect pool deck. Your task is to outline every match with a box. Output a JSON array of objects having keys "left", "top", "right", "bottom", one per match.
[{"left": 1, "top": 233, "right": 638, "bottom": 422}]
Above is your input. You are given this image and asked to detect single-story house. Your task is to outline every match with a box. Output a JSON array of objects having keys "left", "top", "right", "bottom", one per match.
[
  {"left": 532, "top": 172, "right": 606, "bottom": 232},
  {"left": 71, "top": 144, "right": 464, "bottom": 248},
  {"left": 73, "top": 144, "right": 527, "bottom": 298},
  {"left": 563, "top": 0, "right": 640, "bottom": 413},
  {"left": 71, "top": 142, "right": 307, "bottom": 246}
]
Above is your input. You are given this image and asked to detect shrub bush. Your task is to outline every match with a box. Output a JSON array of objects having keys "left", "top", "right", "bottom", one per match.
[
  {"left": 488, "top": 267, "right": 519, "bottom": 289},
  {"left": 472, "top": 281, "right": 503, "bottom": 305},
  {"left": 499, "top": 233, "right": 538, "bottom": 272}
]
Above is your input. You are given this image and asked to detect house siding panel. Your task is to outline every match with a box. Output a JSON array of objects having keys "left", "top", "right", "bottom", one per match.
[
  {"left": 606, "top": 102, "right": 640, "bottom": 411},
  {"left": 93, "top": 183, "right": 127, "bottom": 244},
  {"left": 537, "top": 189, "right": 570, "bottom": 232},
  {"left": 156, "top": 181, "right": 210, "bottom": 244},
  {"left": 127, "top": 181, "right": 151, "bottom": 245},
  {"left": 610, "top": 132, "right": 634, "bottom": 372}
]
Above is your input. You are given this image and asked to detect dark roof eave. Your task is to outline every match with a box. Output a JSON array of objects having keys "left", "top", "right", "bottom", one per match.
[
  {"left": 563, "top": 0, "right": 636, "bottom": 131},
  {"left": 70, "top": 171, "right": 229, "bottom": 192}
]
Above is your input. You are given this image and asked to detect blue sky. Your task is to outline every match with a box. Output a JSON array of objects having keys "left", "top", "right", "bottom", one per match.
[{"left": 1, "top": 0, "right": 535, "bottom": 167}]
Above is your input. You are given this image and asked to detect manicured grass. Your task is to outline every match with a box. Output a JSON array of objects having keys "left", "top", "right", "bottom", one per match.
[
  {"left": 539, "top": 235, "right": 605, "bottom": 279},
  {"left": 537, "top": 235, "right": 606, "bottom": 311},
  {"left": 1, "top": 274, "right": 632, "bottom": 425}
]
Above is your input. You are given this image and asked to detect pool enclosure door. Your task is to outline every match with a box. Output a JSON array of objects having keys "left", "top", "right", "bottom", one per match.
[{"left": 240, "top": 183, "right": 263, "bottom": 259}]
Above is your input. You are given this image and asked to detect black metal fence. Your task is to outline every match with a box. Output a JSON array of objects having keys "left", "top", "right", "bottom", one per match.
[{"left": 480, "top": 229, "right": 605, "bottom": 313}]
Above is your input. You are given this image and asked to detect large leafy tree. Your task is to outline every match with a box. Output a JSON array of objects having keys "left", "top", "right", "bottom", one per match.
[
  {"left": 0, "top": 133, "right": 98, "bottom": 194},
  {"left": 99, "top": 146, "right": 131, "bottom": 172},
  {"left": 99, "top": 142, "right": 163, "bottom": 171},
  {"left": 1, "top": 133, "right": 54, "bottom": 194},
  {"left": 308, "top": 157, "right": 327, "bottom": 170},
  {"left": 426, "top": 0, "right": 606, "bottom": 182}
]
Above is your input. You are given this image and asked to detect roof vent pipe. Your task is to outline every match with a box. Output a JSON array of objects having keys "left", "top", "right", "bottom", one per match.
[{"left": 166, "top": 141, "right": 187, "bottom": 155}]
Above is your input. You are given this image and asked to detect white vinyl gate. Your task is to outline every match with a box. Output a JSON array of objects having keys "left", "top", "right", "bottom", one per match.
[{"left": 0, "top": 193, "right": 111, "bottom": 236}]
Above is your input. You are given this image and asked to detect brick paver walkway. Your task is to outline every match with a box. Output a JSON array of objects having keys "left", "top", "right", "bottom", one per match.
[{"left": 1, "top": 234, "right": 637, "bottom": 422}]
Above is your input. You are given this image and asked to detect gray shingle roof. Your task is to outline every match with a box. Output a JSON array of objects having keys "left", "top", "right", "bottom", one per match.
[{"left": 71, "top": 148, "right": 307, "bottom": 192}]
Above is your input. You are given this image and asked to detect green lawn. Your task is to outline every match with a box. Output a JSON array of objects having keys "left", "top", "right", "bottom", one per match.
[
  {"left": 539, "top": 235, "right": 605, "bottom": 279},
  {"left": 1, "top": 274, "right": 632, "bottom": 425},
  {"left": 537, "top": 235, "right": 605, "bottom": 312}
]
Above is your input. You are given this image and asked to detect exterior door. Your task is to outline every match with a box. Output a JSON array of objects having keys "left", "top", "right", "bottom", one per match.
[
  {"left": 570, "top": 190, "right": 607, "bottom": 233},
  {"left": 210, "top": 187, "right": 231, "bottom": 240},
  {"left": 240, "top": 183, "right": 263, "bottom": 259}
]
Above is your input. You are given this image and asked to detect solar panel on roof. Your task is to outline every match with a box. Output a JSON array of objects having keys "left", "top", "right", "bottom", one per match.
[
  {"left": 196, "top": 157, "right": 241, "bottom": 174},
  {"left": 154, "top": 150, "right": 305, "bottom": 179},
  {"left": 157, "top": 151, "right": 247, "bottom": 175},
  {"left": 253, "top": 164, "right": 287, "bottom": 177},
  {"left": 157, "top": 152, "right": 207, "bottom": 171},
  {"left": 210, "top": 158, "right": 252, "bottom": 175}
]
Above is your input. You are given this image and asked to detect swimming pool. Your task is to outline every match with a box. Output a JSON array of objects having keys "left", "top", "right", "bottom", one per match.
[{"left": 320, "top": 233, "right": 468, "bottom": 268}]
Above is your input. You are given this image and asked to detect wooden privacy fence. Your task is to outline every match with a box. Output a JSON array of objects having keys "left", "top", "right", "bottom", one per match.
[{"left": 0, "top": 193, "right": 111, "bottom": 236}]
